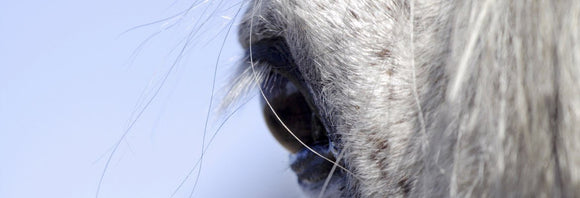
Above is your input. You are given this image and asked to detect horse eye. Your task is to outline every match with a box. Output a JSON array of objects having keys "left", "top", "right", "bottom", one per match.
[
  {"left": 250, "top": 37, "right": 328, "bottom": 153},
  {"left": 262, "top": 75, "right": 326, "bottom": 153}
]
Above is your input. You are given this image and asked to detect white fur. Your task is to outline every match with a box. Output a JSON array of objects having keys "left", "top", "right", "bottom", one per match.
[{"left": 231, "top": 0, "right": 580, "bottom": 197}]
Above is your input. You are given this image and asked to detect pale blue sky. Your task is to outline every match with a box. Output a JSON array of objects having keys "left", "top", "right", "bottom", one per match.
[{"left": 0, "top": 0, "right": 300, "bottom": 197}]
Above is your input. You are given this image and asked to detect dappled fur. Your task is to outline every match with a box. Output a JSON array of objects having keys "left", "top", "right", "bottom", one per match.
[{"left": 236, "top": 0, "right": 580, "bottom": 197}]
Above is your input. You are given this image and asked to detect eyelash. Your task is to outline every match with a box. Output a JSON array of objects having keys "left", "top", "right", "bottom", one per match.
[
  {"left": 247, "top": 37, "right": 299, "bottom": 90},
  {"left": 222, "top": 36, "right": 306, "bottom": 112}
]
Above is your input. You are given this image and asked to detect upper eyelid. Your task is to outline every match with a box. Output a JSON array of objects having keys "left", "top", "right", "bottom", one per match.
[
  {"left": 247, "top": 37, "right": 307, "bottom": 92},
  {"left": 248, "top": 37, "right": 295, "bottom": 70},
  {"left": 246, "top": 37, "right": 312, "bottom": 101}
]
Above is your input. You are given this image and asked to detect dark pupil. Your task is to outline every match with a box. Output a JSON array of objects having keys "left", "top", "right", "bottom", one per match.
[{"left": 262, "top": 76, "right": 325, "bottom": 153}]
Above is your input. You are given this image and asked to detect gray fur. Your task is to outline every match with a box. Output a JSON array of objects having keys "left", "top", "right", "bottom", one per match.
[{"left": 234, "top": 0, "right": 580, "bottom": 197}]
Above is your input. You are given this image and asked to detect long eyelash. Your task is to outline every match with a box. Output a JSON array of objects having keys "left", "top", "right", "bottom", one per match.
[
  {"left": 219, "top": 59, "right": 272, "bottom": 112},
  {"left": 317, "top": 148, "right": 346, "bottom": 198}
]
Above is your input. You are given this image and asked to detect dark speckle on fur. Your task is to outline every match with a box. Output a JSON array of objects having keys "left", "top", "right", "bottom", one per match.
[{"left": 235, "top": 0, "right": 580, "bottom": 197}]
